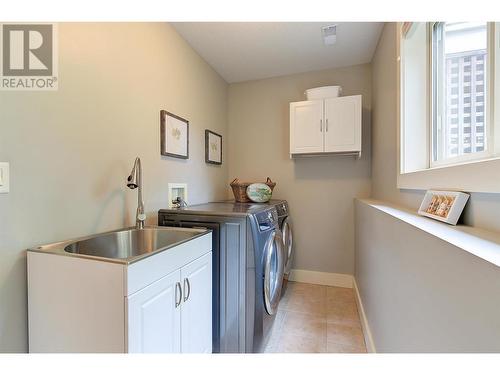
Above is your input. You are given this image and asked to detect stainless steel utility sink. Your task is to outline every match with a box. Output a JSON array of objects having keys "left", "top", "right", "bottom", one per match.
[{"left": 29, "top": 226, "right": 210, "bottom": 264}]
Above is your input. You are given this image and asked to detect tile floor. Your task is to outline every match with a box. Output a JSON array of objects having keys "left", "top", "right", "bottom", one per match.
[{"left": 264, "top": 281, "right": 367, "bottom": 353}]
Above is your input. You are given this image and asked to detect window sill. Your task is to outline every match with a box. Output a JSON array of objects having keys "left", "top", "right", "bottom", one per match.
[
  {"left": 357, "top": 198, "right": 500, "bottom": 268},
  {"left": 429, "top": 152, "right": 498, "bottom": 170},
  {"left": 397, "top": 155, "right": 500, "bottom": 193}
]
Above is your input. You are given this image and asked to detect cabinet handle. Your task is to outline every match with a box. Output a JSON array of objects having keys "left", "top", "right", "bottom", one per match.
[
  {"left": 183, "top": 278, "right": 191, "bottom": 302},
  {"left": 326, "top": 118, "right": 329, "bottom": 132},
  {"left": 320, "top": 119, "right": 323, "bottom": 132},
  {"left": 175, "top": 282, "right": 182, "bottom": 308}
]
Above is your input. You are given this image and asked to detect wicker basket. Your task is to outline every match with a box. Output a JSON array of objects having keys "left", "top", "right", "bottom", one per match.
[{"left": 230, "top": 177, "right": 276, "bottom": 203}]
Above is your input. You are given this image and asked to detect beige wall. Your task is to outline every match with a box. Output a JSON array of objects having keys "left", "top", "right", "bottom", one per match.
[
  {"left": 227, "top": 65, "right": 372, "bottom": 275},
  {"left": 0, "top": 23, "right": 228, "bottom": 352},
  {"left": 371, "top": 23, "right": 500, "bottom": 231},
  {"left": 355, "top": 200, "right": 500, "bottom": 352},
  {"left": 358, "top": 22, "right": 500, "bottom": 352}
]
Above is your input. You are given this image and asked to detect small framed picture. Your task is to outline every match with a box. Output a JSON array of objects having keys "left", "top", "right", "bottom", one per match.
[
  {"left": 418, "top": 190, "right": 470, "bottom": 225},
  {"left": 160, "top": 110, "right": 189, "bottom": 159},
  {"left": 205, "top": 129, "right": 222, "bottom": 165}
]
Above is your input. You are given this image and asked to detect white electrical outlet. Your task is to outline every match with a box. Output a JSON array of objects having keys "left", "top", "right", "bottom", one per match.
[{"left": 0, "top": 162, "right": 10, "bottom": 193}]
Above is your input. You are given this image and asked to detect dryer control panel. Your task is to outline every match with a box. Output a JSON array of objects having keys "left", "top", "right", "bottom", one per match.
[
  {"left": 256, "top": 208, "right": 278, "bottom": 231},
  {"left": 276, "top": 201, "right": 289, "bottom": 217}
]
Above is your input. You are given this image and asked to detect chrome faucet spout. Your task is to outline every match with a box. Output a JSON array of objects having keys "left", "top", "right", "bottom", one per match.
[{"left": 127, "top": 157, "right": 146, "bottom": 229}]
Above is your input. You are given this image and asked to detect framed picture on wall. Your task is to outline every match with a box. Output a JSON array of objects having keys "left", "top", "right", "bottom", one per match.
[
  {"left": 160, "top": 110, "right": 189, "bottom": 159},
  {"left": 417, "top": 190, "right": 470, "bottom": 225},
  {"left": 205, "top": 129, "right": 222, "bottom": 165}
]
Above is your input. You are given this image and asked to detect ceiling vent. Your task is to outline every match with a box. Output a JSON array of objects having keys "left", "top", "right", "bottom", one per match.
[{"left": 322, "top": 25, "right": 337, "bottom": 46}]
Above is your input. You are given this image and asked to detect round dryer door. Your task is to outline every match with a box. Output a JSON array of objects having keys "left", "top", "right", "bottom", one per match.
[
  {"left": 281, "top": 217, "right": 293, "bottom": 275},
  {"left": 263, "top": 230, "right": 285, "bottom": 315}
]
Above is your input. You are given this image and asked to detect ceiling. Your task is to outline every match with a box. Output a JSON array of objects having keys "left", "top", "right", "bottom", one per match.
[{"left": 172, "top": 22, "right": 384, "bottom": 83}]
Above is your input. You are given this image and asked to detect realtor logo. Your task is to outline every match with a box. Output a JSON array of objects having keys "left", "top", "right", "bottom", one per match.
[{"left": 1, "top": 23, "right": 58, "bottom": 90}]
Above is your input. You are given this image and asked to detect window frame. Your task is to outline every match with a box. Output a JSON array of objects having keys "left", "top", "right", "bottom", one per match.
[
  {"left": 429, "top": 22, "right": 494, "bottom": 169},
  {"left": 397, "top": 22, "right": 500, "bottom": 193}
]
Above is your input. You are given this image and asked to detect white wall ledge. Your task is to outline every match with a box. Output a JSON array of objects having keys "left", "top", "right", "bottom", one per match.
[
  {"left": 357, "top": 198, "right": 500, "bottom": 268},
  {"left": 397, "top": 156, "right": 500, "bottom": 193}
]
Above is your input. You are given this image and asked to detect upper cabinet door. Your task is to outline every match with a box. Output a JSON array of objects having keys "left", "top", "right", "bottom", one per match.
[
  {"left": 180, "top": 252, "right": 212, "bottom": 353},
  {"left": 290, "top": 100, "right": 324, "bottom": 154},
  {"left": 324, "top": 95, "right": 362, "bottom": 153},
  {"left": 127, "top": 269, "right": 181, "bottom": 353}
]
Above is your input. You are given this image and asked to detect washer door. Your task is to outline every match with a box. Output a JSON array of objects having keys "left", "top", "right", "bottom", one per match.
[
  {"left": 263, "top": 230, "right": 285, "bottom": 315},
  {"left": 281, "top": 217, "right": 293, "bottom": 275}
]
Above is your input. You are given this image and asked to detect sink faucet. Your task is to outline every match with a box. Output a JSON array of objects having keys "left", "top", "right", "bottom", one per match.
[{"left": 126, "top": 157, "right": 146, "bottom": 229}]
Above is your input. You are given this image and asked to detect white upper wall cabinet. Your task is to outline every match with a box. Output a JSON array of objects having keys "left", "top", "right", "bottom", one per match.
[
  {"left": 290, "top": 95, "right": 362, "bottom": 157},
  {"left": 289, "top": 100, "right": 324, "bottom": 153},
  {"left": 324, "top": 96, "right": 362, "bottom": 153}
]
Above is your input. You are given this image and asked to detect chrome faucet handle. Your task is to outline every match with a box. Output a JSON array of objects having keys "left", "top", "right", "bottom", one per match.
[{"left": 136, "top": 215, "right": 146, "bottom": 230}]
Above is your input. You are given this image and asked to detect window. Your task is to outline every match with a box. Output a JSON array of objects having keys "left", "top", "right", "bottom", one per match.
[
  {"left": 400, "top": 22, "right": 498, "bottom": 174},
  {"left": 431, "top": 22, "right": 490, "bottom": 166},
  {"left": 398, "top": 22, "right": 500, "bottom": 193}
]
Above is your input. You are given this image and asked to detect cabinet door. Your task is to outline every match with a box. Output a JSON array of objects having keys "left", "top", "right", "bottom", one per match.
[
  {"left": 127, "top": 269, "right": 181, "bottom": 353},
  {"left": 290, "top": 100, "right": 324, "bottom": 154},
  {"left": 324, "top": 95, "right": 362, "bottom": 153},
  {"left": 181, "top": 252, "right": 212, "bottom": 353}
]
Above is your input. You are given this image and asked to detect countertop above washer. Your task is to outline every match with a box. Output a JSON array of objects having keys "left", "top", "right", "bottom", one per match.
[{"left": 159, "top": 201, "right": 274, "bottom": 217}]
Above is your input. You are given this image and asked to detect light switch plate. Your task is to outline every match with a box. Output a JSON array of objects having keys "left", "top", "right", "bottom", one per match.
[{"left": 0, "top": 162, "right": 10, "bottom": 193}]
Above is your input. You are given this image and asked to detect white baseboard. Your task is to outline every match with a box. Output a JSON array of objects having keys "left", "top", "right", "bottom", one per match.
[
  {"left": 288, "top": 269, "right": 354, "bottom": 288},
  {"left": 353, "top": 279, "right": 376, "bottom": 353}
]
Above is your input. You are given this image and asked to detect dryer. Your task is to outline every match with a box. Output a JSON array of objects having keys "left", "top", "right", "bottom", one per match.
[
  {"left": 158, "top": 202, "right": 285, "bottom": 353},
  {"left": 271, "top": 200, "right": 294, "bottom": 294}
]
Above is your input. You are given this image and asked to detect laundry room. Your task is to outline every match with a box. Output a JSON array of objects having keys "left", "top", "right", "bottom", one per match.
[{"left": 1, "top": 1, "right": 500, "bottom": 374}]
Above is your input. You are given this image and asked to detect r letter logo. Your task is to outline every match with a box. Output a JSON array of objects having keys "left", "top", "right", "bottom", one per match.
[{"left": 1, "top": 23, "right": 58, "bottom": 90}]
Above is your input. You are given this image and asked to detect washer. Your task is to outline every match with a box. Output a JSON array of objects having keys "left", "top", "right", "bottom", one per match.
[
  {"left": 158, "top": 202, "right": 285, "bottom": 353},
  {"left": 216, "top": 199, "right": 294, "bottom": 295}
]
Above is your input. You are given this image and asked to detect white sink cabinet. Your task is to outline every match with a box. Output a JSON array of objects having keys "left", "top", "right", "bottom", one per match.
[{"left": 28, "top": 231, "right": 212, "bottom": 353}]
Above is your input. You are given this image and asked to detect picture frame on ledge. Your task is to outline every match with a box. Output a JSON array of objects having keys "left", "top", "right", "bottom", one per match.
[
  {"left": 160, "top": 110, "right": 189, "bottom": 159},
  {"left": 205, "top": 129, "right": 222, "bottom": 165},
  {"left": 418, "top": 190, "right": 470, "bottom": 225}
]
